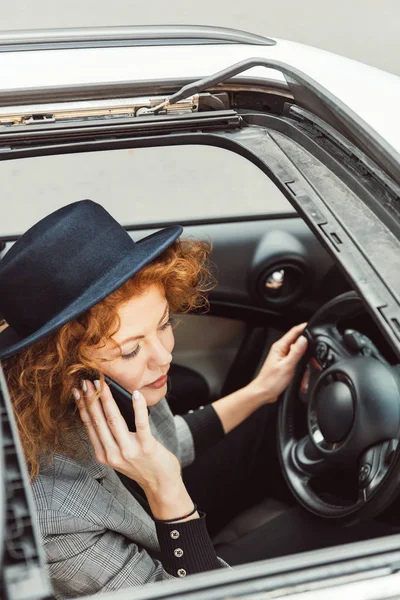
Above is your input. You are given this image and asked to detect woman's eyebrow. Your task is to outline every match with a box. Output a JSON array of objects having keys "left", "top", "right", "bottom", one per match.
[{"left": 119, "top": 303, "right": 169, "bottom": 346}]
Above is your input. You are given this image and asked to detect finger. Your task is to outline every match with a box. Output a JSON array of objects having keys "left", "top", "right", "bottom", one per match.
[
  {"left": 274, "top": 323, "right": 307, "bottom": 356},
  {"left": 286, "top": 335, "right": 308, "bottom": 363},
  {"left": 82, "top": 379, "right": 119, "bottom": 452},
  {"left": 73, "top": 387, "right": 106, "bottom": 463},
  {"left": 95, "top": 379, "right": 132, "bottom": 449},
  {"left": 132, "top": 390, "right": 152, "bottom": 443}
]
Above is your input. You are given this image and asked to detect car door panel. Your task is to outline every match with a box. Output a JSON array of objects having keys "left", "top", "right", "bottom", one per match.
[
  {"left": 126, "top": 217, "right": 340, "bottom": 312},
  {"left": 172, "top": 314, "right": 246, "bottom": 398},
  {"left": 162, "top": 217, "right": 344, "bottom": 400}
]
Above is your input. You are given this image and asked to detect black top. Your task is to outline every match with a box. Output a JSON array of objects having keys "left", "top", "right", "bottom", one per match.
[{"left": 119, "top": 403, "right": 226, "bottom": 577}]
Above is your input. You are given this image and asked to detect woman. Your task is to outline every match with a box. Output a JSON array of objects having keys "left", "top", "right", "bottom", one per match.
[{"left": 0, "top": 200, "right": 391, "bottom": 598}]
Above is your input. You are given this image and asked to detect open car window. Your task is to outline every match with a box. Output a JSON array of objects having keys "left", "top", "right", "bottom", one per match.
[{"left": 0, "top": 146, "right": 292, "bottom": 237}]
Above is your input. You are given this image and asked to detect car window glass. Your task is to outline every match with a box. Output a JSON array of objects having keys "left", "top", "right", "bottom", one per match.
[{"left": 0, "top": 145, "right": 293, "bottom": 237}]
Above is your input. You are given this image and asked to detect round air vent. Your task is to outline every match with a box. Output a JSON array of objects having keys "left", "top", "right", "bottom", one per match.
[
  {"left": 249, "top": 230, "right": 312, "bottom": 307},
  {"left": 256, "top": 260, "right": 309, "bottom": 306}
]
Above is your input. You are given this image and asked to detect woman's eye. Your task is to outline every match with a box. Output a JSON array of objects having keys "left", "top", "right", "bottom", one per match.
[
  {"left": 121, "top": 345, "right": 140, "bottom": 361},
  {"left": 159, "top": 317, "right": 174, "bottom": 331},
  {"left": 121, "top": 318, "right": 173, "bottom": 360}
]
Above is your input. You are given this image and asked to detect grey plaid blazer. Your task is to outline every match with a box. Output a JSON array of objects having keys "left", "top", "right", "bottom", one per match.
[{"left": 31, "top": 398, "right": 201, "bottom": 599}]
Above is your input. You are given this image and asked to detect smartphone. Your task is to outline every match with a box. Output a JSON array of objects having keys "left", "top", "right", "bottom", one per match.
[
  {"left": 81, "top": 370, "right": 138, "bottom": 432},
  {"left": 105, "top": 376, "right": 137, "bottom": 432}
]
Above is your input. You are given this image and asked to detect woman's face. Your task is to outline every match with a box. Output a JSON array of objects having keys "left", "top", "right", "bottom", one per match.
[{"left": 89, "top": 284, "right": 174, "bottom": 406}]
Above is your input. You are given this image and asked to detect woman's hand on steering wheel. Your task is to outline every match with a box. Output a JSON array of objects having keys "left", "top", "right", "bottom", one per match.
[{"left": 249, "top": 323, "right": 308, "bottom": 404}]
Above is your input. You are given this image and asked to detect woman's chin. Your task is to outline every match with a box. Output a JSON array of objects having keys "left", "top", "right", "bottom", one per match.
[{"left": 141, "top": 384, "right": 167, "bottom": 406}]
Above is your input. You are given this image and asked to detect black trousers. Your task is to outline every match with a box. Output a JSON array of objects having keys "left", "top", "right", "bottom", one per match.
[{"left": 182, "top": 405, "right": 397, "bottom": 565}]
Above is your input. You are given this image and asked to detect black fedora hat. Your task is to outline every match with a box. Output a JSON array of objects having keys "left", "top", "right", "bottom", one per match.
[{"left": 0, "top": 200, "right": 182, "bottom": 360}]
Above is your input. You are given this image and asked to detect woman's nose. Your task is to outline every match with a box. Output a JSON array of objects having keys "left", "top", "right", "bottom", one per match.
[{"left": 147, "top": 338, "right": 172, "bottom": 369}]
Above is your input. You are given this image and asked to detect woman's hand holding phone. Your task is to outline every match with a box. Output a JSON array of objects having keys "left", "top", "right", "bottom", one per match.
[{"left": 74, "top": 380, "right": 196, "bottom": 521}]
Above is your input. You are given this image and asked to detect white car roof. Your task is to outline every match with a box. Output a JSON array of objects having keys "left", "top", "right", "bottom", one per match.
[{"left": 1, "top": 27, "right": 400, "bottom": 156}]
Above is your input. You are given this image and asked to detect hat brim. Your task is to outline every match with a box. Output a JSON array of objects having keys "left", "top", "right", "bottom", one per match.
[{"left": 0, "top": 225, "right": 182, "bottom": 360}]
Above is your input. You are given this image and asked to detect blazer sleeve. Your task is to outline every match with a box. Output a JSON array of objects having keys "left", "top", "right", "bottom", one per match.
[{"left": 39, "top": 510, "right": 226, "bottom": 598}]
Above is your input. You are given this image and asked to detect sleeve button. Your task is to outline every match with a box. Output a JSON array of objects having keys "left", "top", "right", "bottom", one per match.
[
  {"left": 174, "top": 548, "right": 184, "bottom": 558},
  {"left": 177, "top": 568, "right": 187, "bottom": 577},
  {"left": 170, "top": 530, "right": 180, "bottom": 539}
]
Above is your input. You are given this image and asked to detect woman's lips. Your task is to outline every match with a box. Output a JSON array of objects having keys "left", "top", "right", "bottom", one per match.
[{"left": 144, "top": 374, "right": 168, "bottom": 390}]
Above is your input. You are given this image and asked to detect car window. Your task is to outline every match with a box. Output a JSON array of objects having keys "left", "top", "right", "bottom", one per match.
[{"left": 0, "top": 145, "right": 293, "bottom": 237}]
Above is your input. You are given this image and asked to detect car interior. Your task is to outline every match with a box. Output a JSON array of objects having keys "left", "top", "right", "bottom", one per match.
[{"left": 1, "top": 139, "right": 400, "bottom": 551}]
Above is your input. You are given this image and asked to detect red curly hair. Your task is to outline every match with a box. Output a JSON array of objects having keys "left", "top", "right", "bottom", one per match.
[{"left": 2, "top": 239, "right": 214, "bottom": 479}]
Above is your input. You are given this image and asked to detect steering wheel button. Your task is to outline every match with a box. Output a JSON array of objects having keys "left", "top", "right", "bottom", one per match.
[
  {"left": 359, "top": 464, "right": 371, "bottom": 484},
  {"left": 315, "top": 342, "right": 328, "bottom": 362},
  {"left": 325, "top": 352, "right": 336, "bottom": 366}
]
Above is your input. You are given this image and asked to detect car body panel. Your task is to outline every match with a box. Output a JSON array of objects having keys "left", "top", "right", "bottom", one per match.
[{"left": 91, "top": 532, "right": 400, "bottom": 600}]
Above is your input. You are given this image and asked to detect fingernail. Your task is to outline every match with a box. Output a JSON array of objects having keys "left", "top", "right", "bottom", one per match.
[
  {"left": 72, "top": 388, "right": 80, "bottom": 401},
  {"left": 297, "top": 335, "right": 308, "bottom": 348},
  {"left": 94, "top": 380, "right": 101, "bottom": 392},
  {"left": 81, "top": 379, "right": 88, "bottom": 392},
  {"left": 133, "top": 390, "right": 140, "bottom": 401}
]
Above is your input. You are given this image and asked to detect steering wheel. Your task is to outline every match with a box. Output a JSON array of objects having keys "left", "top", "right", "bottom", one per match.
[{"left": 278, "top": 291, "right": 400, "bottom": 522}]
